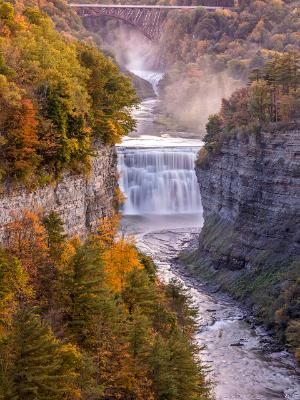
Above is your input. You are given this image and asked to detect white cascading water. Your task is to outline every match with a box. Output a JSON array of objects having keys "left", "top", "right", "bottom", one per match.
[
  {"left": 118, "top": 147, "right": 202, "bottom": 215},
  {"left": 130, "top": 70, "right": 163, "bottom": 94},
  {"left": 117, "top": 69, "right": 202, "bottom": 216}
]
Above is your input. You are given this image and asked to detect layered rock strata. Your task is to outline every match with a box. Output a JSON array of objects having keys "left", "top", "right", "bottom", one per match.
[{"left": 0, "top": 143, "right": 117, "bottom": 239}]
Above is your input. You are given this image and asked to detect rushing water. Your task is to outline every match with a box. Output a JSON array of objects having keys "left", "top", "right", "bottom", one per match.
[
  {"left": 118, "top": 147, "right": 202, "bottom": 214},
  {"left": 117, "top": 71, "right": 300, "bottom": 400}
]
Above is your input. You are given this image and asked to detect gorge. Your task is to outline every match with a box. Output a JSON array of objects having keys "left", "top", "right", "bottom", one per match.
[
  {"left": 0, "top": 1, "right": 300, "bottom": 399},
  {"left": 117, "top": 72, "right": 300, "bottom": 400}
]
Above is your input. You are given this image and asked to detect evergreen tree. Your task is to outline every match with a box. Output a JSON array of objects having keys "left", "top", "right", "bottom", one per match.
[
  {"left": 169, "top": 331, "right": 211, "bottom": 400},
  {"left": 43, "top": 211, "right": 67, "bottom": 261},
  {"left": 165, "top": 279, "right": 198, "bottom": 335},
  {"left": 138, "top": 251, "right": 157, "bottom": 282},
  {"left": 122, "top": 268, "right": 158, "bottom": 315},
  {"left": 6, "top": 309, "right": 79, "bottom": 400},
  {"left": 67, "top": 239, "right": 106, "bottom": 347},
  {"left": 149, "top": 335, "right": 176, "bottom": 400}
]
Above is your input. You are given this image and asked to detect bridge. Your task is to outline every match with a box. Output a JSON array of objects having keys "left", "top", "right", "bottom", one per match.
[{"left": 70, "top": 2, "right": 235, "bottom": 40}]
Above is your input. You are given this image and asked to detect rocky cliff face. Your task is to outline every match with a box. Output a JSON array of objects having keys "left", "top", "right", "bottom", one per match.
[
  {"left": 195, "top": 127, "right": 300, "bottom": 271},
  {"left": 184, "top": 127, "right": 300, "bottom": 337},
  {"left": 0, "top": 142, "right": 117, "bottom": 239}
]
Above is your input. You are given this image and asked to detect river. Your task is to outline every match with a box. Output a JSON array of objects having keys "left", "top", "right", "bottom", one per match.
[{"left": 116, "top": 71, "right": 300, "bottom": 400}]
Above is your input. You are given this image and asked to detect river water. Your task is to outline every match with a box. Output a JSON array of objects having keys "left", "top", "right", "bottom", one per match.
[{"left": 117, "top": 71, "right": 300, "bottom": 400}]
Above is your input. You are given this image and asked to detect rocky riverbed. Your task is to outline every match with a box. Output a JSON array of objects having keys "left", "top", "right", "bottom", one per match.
[{"left": 121, "top": 215, "right": 300, "bottom": 400}]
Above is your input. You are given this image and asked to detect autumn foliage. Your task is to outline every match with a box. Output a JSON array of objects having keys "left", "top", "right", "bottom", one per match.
[
  {"left": 0, "top": 211, "right": 211, "bottom": 400},
  {"left": 0, "top": 1, "right": 138, "bottom": 187}
]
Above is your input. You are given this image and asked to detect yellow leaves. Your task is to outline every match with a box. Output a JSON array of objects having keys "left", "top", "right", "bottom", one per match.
[
  {"left": 113, "top": 186, "right": 125, "bottom": 209},
  {"left": 97, "top": 213, "right": 121, "bottom": 247},
  {"left": 0, "top": 255, "right": 33, "bottom": 338},
  {"left": 4, "top": 209, "right": 49, "bottom": 280},
  {"left": 96, "top": 214, "right": 143, "bottom": 293},
  {"left": 58, "top": 238, "right": 78, "bottom": 271},
  {"left": 102, "top": 237, "right": 143, "bottom": 293}
]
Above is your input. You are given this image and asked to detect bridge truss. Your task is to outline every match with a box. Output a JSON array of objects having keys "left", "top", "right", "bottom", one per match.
[{"left": 70, "top": 2, "right": 235, "bottom": 40}]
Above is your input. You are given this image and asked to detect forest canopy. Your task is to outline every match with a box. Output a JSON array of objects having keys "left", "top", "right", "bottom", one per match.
[
  {"left": 0, "top": 1, "right": 138, "bottom": 186},
  {"left": 0, "top": 210, "right": 211, "bottom": 400}
]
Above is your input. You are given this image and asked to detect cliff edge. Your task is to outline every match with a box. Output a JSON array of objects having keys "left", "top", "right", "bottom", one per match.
[
  {"left": 0, "top": 143, "right": 117, "bottom": 240},
  {"left": 186, "top": 126, "right": 300, "bottom": 354}
]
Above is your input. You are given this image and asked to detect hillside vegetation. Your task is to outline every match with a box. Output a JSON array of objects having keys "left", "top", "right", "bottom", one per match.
[
  {"left": 157, "top": 0, "right": 300, "bottom": 131},
  {"left": 0, "top": 210, "right": 211, "bottom": 399},
  {"left": 0, "top": 0, "right": 137, "bottom": 187},
  {"left": 197, "top": 51, "right": 300, "bottom": 164}
]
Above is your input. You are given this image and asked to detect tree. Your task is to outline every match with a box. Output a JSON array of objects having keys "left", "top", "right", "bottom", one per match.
[
  {"left": 4, "top": 309, "right": 81, "bottom": 400},
  {"left": 248, "top": 79, "right": 270, "bottom": 123},
  {"left": 138, "top": 252, "right": 157, "bottom": 282},
  {"left": 43, "top": 211, "right": 67, "bottom": 262},
  {"left": 5, "top": 99, "right": 40, "bottom": 184},
  {"left": 204, "top": 114, "right": 223, "bottom": 151},
  {"left": 149, "top": 335, "right": 176, "bottom": 400},
  {"left": 0, "top": 250, "right": 32, "bottom": 338},
  {"left": 67, "top": 239, "right": 106, "bottom": 347},
  {"left": 4, "top": 210, "right": 50, "bottom": 284},
  {"left": 78, "top": 44, "right": 138, "bottom": 144},
  {"left": 168, "top": 331, "right": 210, "bottom": 400},
  {"left": 102, "top": 237, "right": 143, "bottom": 293},
  {"left": 122, "top": 268, "right": 158, "bottom": 315},
  {"left": 165, "top": 278, "right": 198, "bottom": 335}
]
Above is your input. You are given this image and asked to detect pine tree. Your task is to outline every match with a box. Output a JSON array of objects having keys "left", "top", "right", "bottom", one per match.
[
  {"left": 122, "top": 268, "right": 158, "bottom": 315},
  {"left": 165, "top": 278, "right": 198, "bottom": 334},
  {"left": 6, "top": 309, "right": 79, "bottom": 400},
  {"left": 67, "top": 239, "right": 106, "bottom": 347},
  {"left": 169, "top": 331, "right": 211, "bottom": 400},
  {"left": 149, "top": 334, "right": 176, "bottom": 400},
  {"left": 43, "top": 211, "right": 67, "bottom": 262}
]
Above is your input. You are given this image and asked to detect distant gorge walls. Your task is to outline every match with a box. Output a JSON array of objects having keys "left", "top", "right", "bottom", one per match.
[{"left": 0, "top": 143, "right": 118, "bottom": 240}]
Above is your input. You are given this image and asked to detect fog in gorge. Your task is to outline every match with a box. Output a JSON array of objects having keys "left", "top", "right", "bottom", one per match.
[{"left": 86, "top": 20, "right": 242, "bottom": 136}]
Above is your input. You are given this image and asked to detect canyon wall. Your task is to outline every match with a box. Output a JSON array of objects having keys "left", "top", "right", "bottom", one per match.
[
  {"left": 0, "top": 142, "right": 118, "bottom": 239},
  {"left": 188, "top": 126, "right": 300, "bottom": 333},
  {"left": 195, "top": 127, "right": 300, "bottom": 271}
]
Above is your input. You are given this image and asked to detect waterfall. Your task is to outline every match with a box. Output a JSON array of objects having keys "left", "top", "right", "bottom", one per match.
[
  {"left": 131, "top": 70, "right": 163, "bottom": 94},
  {"left": 117, "top": 147, "right": 202, "bottom": 215}
]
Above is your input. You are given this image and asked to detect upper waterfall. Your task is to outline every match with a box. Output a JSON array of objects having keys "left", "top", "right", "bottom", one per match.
[
  {"left": 130, "top": 70, "right": 163, "bottom": 94},
  {"left": 118, "top": 146, "right": 202, "bottom": 215}
]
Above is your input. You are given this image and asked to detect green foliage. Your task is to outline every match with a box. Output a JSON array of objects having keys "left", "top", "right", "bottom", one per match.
[
  {"left": 1, "top": 309, "right": 79, "bottom": 400},
  {"left": 0, "top": 210, "right": 211, "bottom": 399},
  {"left": 165, "top": 278, "right": 198, "bottom": 334},
  {"left": 149, "top": 335, "right": 177, "bottom": 400},
  {"left": 0, "top": 3, "right": 138, "bottom": 185},
  {"left": 67, "top": 239, "right": 106, "bottom": 347},
  {"left": 156, "top": 0, "right": 300, "bottom": 131},
  {"left": 138, "top": 251, "right": 157, "bottom": 281},
  {"left": 204, "top": 114, "right": 223, "bottom": 152},
  {"left": 43, "top": 211, "right": 66, "bottom": 261},
  {"left": 200, "top": 51, "right": 300, "bottom": 159}
]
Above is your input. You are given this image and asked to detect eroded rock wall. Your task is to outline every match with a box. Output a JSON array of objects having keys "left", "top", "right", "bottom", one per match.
[
  {"left": 0, "top": 143, "right": 117, "bottom": 239},
  {"left": 195, "top": 128, "right": 300, "bottom": 270}
]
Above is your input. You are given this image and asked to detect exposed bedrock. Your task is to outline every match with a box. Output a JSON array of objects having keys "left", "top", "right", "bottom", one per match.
[
  {"left": 196, "top": 128, "right": 300, "bottom": 271},
  {"left": 0, "top": 142, "right": 118, "bottom": 239}
]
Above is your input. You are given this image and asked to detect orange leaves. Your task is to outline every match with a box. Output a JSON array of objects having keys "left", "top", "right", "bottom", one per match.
[
  {"left": 102, "top": 237, "right": 143, "bottom": 293},
  {"left": 4, "top": 209, "right": 49, "bottom": 281},
  {"left": 6, "top": 99, "right": 41, "bottom": 183},
  {"left": 96, "top": 213, "right": 121, "bottom": 247},
  {"left": 96, "top": 213, "right": 143, "bottom": 293}
]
